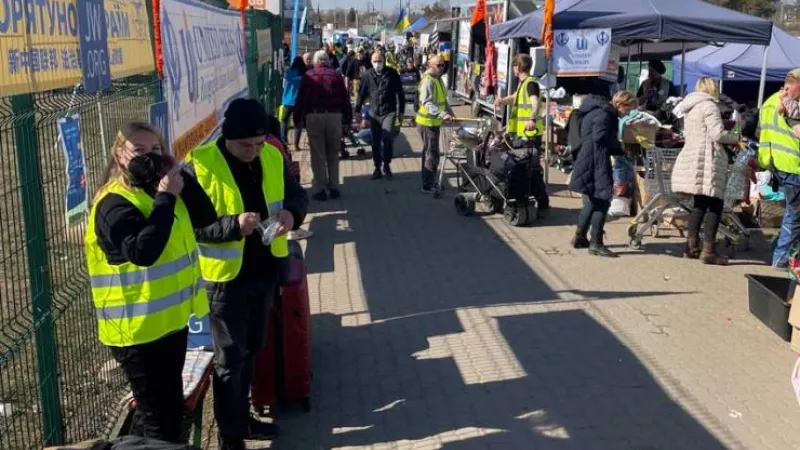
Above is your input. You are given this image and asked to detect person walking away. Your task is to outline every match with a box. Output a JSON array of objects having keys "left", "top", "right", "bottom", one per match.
[
  {"left": 494, "top": 53, "right": 550, "bottom": 213},
  {"left": 347, "top": 49, "right": 365, "bottom": 101},
  {"left": 758, "top": 68, "right": 800, "bottom": 267},
  {"left": 85, "top": 122, "right": 216, "bottom": 442},
  {"left": 417, "top": 55, "right": 454, "bottom": 193},
  {"left": 356, "top": 51, "right": 406, "bottom": 180},
  {"left": 295, "top": 50, "right": 353, "bottom": 201},
  {"left": 281, "top": 57, "right": 306, "bottom": 150},
  {"left": 569, "top": 87, "right": 635, "bottom": 257},
  {"left": 671, "top": 77, "right": 739, "bottom": 265},
  {"left": 184, "top": 99, "right": 308, "bottom": 450},
  {"left": 342, "top": 50, "right": 355, "bottom": 95}
]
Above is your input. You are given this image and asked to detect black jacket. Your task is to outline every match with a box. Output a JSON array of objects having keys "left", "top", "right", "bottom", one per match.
[
  {"left": 93, "top": 172, "right": 217, "bottom": 267},
  {"left": 568, "top": 95, "right": 623, "bottom": 201},
  {"left": 356, "top": 67, "right": 406, "bottom": 117},
  {"left": 184, "top": 139, "right": 309, "bottom": 279}
]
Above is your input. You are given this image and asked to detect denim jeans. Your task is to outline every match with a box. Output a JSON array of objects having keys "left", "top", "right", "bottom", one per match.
[{"left": 772, "top": 184, "right": 800, "bottom": 267}]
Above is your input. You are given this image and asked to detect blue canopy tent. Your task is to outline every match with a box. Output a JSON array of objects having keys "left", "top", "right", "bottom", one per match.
[
  {"left": 489, "top": 0, "right": 772, "bottom": 45},
  {"left": 672, "top": 26, "right": 800, "bottom": 85}
]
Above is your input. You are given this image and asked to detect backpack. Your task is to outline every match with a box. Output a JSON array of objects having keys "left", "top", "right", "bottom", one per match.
[{"left": 565, "top": 109, "right": 583, "bottom": 157}]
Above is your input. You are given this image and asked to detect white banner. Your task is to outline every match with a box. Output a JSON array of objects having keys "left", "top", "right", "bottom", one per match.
[
  {"left": 496, "top": 42, "right": 510, "bottom": 95},
  {"left": 160, "top": 0, "right": 249, "bottom": 160},
  {"left": 257, "top": 29, "right": 273, "bottom": 67},
  {"left": 553, "top": 28, "right": 612, "bottom": 78}
]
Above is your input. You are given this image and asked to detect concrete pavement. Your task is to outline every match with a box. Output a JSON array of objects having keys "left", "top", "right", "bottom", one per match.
[{"left": 208, "top": 115, "right": 800, "bottom": 449}]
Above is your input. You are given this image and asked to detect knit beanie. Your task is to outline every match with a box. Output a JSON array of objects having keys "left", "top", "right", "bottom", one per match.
[{"left": 221, "top": 98, "right": 268, "bottom": 140}]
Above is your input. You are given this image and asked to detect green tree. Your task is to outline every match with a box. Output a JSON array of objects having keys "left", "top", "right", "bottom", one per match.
[
  {"left": 422, "top": 1, "right": 450, "bottom": 20},
  {"left": 708, "top": 0, "right": 780, "bottom": 18}
]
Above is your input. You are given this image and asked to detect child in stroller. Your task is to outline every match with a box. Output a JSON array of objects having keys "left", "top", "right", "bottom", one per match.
[
  {"left": 340, "top": 105, "right": 368, "bottom": 159},
  {"left": 454, "top": 130, "right": 545, "bottom": 226}
]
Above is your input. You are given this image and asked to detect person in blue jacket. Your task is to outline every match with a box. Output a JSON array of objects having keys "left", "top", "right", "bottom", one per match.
[{"left": 281, "top": 57, "right": 307, "bottom": 149}]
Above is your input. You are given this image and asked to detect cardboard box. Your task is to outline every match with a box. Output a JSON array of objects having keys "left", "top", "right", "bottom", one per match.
[{"left": 622, "top": 121, "right": 657, "bottom": 145}]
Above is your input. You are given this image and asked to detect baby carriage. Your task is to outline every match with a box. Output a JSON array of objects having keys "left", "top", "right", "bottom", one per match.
[
  {"left": 340, "top": 104, "right": 367, "bottom": 159},
  {"left": 439, "top": 119, "right": 543, "bottom": 226}
]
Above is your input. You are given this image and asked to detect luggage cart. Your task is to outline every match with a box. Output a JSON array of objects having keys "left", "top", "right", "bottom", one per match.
[{"left": 626, "top": 138, "right": 752, "bottom": 255}]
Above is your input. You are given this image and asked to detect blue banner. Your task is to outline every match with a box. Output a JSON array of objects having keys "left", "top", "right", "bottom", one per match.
[
  {"left": 77, "top": 0, "right": 112, "bottom": 93},
  {"left": 148, "top": 101, "right": 172, "bottom": 155},
  {"left": 187, "top": 314, "right": 212, "bottom": 349},
  {"left": 58, "top": 115, "right": 88, "bottom": 227}
]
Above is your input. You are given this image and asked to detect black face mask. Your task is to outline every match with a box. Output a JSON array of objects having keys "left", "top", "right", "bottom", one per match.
[{"left": 125, "top": 153, "right": 163, "bottom": 187}]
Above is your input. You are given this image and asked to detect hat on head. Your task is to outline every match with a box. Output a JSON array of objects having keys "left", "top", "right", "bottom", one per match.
[{"left": 222, "top": 98, "right": 268, "bottom": 140}]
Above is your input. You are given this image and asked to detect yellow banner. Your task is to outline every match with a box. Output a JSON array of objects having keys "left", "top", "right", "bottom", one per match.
[{"left": 0, "top": 0, "right": 155, "bottom": 96}]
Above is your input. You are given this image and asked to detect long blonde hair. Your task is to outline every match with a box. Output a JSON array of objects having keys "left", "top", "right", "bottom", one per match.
[
  {"left": 695, "top": 77, "right": 720, "bottom": 99},
  {"left": 98, "top": 121, "right": 166, "bottom": 196}
]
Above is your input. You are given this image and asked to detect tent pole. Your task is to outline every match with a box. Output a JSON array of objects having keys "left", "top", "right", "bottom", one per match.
[
  {"left": 544, "top": 56, "right": 552, "bottom": 185},
  {"left": 626, "top": 44, "right": 632, "bottom": 91},
  {"left": 680, "top": 42, "right": 686, "bottom": 96},
  {"left": 758, "top": 45, "right": 769, "bottom": 108},
  {"left": 719, "top": 79, "right": 723, "bottom": 94}
]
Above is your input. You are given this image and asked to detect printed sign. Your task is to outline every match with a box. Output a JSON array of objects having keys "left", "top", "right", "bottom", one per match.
[
  {"left": 0, "top": 0, "right": 155, "bottom": 95},
  {"left": 187, "top": 314, "right": 212, "bottom": 349},
  {"left": 160, "top": 0, "right": 249, "bottom": 160},
  {"left": 148, "top": 101, "right": 171, "bottom": 155},
  {"left": 77, "top": 0, "right": 112, "bottom": 93},
  {"left": 257, "top": 29, "right": 273, "bottom": 67},
  {"left": 58, "top": 115, "right": 88, "bottom": 227},
  {"left": 553, "top": 28, "right": 613, "bottom": 77},
  {"left": 496, "top": 42, "right": 509, "bottom": 95}
]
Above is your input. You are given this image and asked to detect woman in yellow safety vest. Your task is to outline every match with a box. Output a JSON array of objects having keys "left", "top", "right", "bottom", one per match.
[{"left": 84, "top": 121, "right": 218, "bottom": 442}]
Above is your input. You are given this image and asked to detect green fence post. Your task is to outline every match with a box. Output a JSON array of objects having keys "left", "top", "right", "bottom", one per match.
[{"left": 11, "top": 93, "right": 65, "bottom": 445}]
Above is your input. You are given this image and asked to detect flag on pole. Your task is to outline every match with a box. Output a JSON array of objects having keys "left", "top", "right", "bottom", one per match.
[
  {"left": 393, "top": 7, "right": 411, "bottom": 33},
  {"left": 542, "top": 0, "right": 554, "bottom": 57},
  {"left": 299, "top": 6, "right": 309, "bottom": 33}
]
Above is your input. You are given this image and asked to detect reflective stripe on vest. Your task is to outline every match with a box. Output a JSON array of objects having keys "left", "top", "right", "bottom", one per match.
[
  {"left": 757, "top": 92, "right": 800, "bottom": 174},
  {"left": 186, "top": 142, "right": 289, "bottom": 283},
  {"left": 416, "top": 74, "right": 447, "bottom": 127},
  {"left": 508, "top": 76, "right": 543, "bottom": 138},
  {"left": 85, "top": 181, "right": 209, "bottom": 347}
]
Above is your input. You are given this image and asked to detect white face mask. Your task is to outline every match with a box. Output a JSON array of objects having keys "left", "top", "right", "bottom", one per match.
[{"left": 375, "top": 62, "right": 385, "bottom": 72}]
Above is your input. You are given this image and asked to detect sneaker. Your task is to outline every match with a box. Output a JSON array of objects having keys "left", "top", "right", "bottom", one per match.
[
  {"left": 420, "top": 186, "right": 436, "bottom": 194},
  {"left": 383, "top": 166, "right": 393, "bottom": 180},
  {"left": 571, "top": 235, "right": 590, "bottom": 249},
  {"left": 289, "top": 229, "right": 314, "bottom": 240},
  {"left": 247, "top": 419, "right": 279, "bottom": 440},
  {"left": 589, "top": 244, "right": 618, "bottom": 258},
  {"left": 312, "top": 190, "right": 328, "bottom": 201},
  {"left": 328, "top": 188, "right": 341, "bottom": 200},
  {"left": 372, "top": 168, "right": 383, "bottom": 180}
]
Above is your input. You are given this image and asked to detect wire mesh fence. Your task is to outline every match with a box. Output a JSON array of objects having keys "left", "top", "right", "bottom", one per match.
[{"left": 0, "top": 73, "right": 162, "bottom": 448}]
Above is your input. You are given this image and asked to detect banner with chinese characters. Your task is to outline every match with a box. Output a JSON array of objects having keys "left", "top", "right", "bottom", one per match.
[
  {"left": 160, "top": 0, "right": 249, "bottom": 160},
  {"left": 0, "top": 0, "right": 155, "bottom": 96}
]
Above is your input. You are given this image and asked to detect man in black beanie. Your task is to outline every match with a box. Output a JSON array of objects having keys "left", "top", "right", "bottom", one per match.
[
  {"left": 184, "top": 98, "right": 308, "bottom": 450},
  {"left": 637, "top": 59, "right": 677, "bottom": 112}
]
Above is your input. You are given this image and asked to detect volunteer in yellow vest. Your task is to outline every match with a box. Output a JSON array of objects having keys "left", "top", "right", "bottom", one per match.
[
  {"left": 493, "top": 53, "right": 551, "bottom": 212},
  {"left": 758, "top": 68, "right": 800, "bottom": 267},
  {"left": 417, "top": 55, "right": 454, "bottom": 193},
  {"left": 85, "top": 121, "right": 217, "bottom": 443},
  {"left": 184, "top": 99, "right": 308, "bottom": 450}
]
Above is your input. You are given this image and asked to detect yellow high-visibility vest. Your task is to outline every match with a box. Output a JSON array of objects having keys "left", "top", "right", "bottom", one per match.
[
  {"left": 186, "top": 141, "right": 288, "bottom": 283},
  {"left": 416, "top": 74, "right": 448, "bottom": 127},
  {"left": 85, "top": 181, "right": 208, "bottom": 347},
  {"left": 758, "top": 92, "right": 800, "bottom": 174},
  {"left": 508, "top": 76, "right": 544, "bottom": 139}
]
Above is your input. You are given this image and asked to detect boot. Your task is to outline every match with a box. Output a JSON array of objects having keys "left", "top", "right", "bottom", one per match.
[
  {"left": 684, "top": 236, "right": 701, "bottom": 259},
  {"left": 700, "top": 241, "right": 728, "bottom": 266},
  {"left": 571, "top": 233, "right": 590, "bottom": 249},
  {"left": 589, "top": 233, "right": 618, "bottom": 258}
]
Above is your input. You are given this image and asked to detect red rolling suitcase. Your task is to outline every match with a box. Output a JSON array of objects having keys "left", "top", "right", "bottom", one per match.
[{"left": 252, "top": 241, "right": 312, "bottom": 413}]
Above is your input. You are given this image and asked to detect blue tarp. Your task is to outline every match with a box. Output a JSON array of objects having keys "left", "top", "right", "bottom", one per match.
[
  {"left": 490, "top": 0, "right": 772, "bottom": 46},
  {"left": 672, "top": 27, "right": 800, "bottom": 83}
]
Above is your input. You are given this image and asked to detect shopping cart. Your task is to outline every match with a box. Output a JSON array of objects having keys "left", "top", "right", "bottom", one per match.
[
  {"left": 626, "top": 138, "right": 753, "bottom": 255},
  {"left": 434, "top": 117, "right": 496, "bottom": 197}
]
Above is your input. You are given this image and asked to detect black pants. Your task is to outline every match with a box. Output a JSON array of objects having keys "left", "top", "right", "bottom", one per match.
[
  {"left": 110, "top": 328, "right": 188, "bottom": 443},
  {"left": 688, "top": 194, "right": 723, "bottom": 242},
  {"left": 370, "top": 112, "right": 397, "bottom": 170},
  {"left": 577, "top": 195, "right": 611, "bottom": 243},
  {"left": 510, "top": 136, "right": 549, "bottom": 209},
  {"left": 419, "top": 125, "right": 440, "bottom": 189},
  {"left": 280, "top": 106, "right": 302, "bottom": 148},
  {"left": 209, "top": 277, "right": 278, "bottom": 444}
]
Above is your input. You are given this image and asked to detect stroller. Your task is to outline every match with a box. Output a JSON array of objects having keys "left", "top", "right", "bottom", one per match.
[
  {"left": 441, "top": 119, "right": 543, "bottom": 226},
  {"left": 340, "top": 104, "right": 367, "bottom": 159}
]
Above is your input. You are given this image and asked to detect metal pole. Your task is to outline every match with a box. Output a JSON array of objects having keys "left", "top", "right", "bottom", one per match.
[
  {"left": 625, "top": 44, "right": 632, "bottom": 91},
  {"left": 96, "top": 93, "right": 108, "bottom": 156},
  {"left": 680, "top": 41, "right": 686, "bottom": 96},
  {"left": 544, "top": 57, "right": 552, "bottom": 184},
  {"left": 758, "top": 45, "right": 769, "bottom": 108}
]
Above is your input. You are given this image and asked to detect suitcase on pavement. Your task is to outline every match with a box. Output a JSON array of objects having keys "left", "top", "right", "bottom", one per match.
[{"left": 252, "top": 240, "right": 312, "bottom": 414}]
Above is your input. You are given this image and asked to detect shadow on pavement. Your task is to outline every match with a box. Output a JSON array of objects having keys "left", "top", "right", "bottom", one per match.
[{"left": 269, "top": 168, "right": 736, "bottom": 449}]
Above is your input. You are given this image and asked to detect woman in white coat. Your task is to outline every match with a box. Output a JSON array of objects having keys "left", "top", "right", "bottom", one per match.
[{"left": 671, "top": 77, "right": 739, "bottom": 265}]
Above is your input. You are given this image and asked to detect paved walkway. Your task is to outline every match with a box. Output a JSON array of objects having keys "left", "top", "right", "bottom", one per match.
[{"left": 218, "top": 114, "right": 800, "bottom": 449}]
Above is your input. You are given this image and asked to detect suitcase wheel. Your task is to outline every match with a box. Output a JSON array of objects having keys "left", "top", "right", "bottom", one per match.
[{"left": 300, "top": 397, "right": 311, "bottom": 413}]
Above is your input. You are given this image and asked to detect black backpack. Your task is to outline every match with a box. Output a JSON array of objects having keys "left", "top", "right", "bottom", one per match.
[{"left": 565, "top": 109, "right": 583, "bottom": 157}]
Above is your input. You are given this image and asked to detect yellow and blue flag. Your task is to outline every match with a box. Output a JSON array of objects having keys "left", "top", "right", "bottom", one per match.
[{"left": 393, "top": 8, "right": 411, "bottom": 33}]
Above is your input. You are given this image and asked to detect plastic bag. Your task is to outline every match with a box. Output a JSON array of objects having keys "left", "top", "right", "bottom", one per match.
[{"left": 608, "top": 197, "right": 631, "bottom": 217}]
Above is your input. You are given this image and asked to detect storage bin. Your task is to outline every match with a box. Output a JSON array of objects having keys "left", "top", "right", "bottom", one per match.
[{"left": 745, "top": 274, "right": 795, "bottom": 341}]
